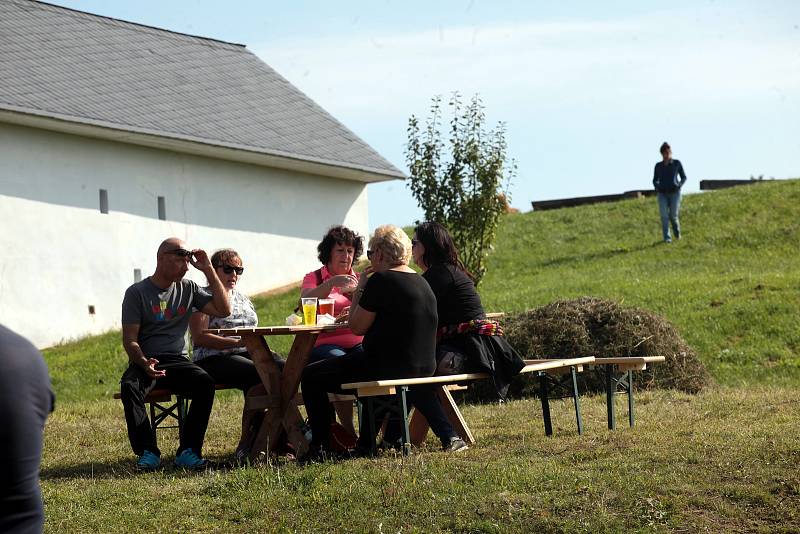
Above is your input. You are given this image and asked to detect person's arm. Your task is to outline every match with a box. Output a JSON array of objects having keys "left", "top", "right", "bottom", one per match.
[
  {"left": 189, "top": 311, "right": 243, "bottom": 350},
  {"left": 191, "top": 249, "right": 231, "bottom": 318},
  {"left": 122, "top": 323, "right": 165, "bottom": 378},
  {"left": 678, "top": 160, "right": 687, "bottom": 187},
  {"left": 348, "top": 269, "right": 376, "bottom": 335},
  {"left": 653, "top": 163, "right": 659, "bottom": 189},
  {"left": 300, "top": 274, "right": 359, "bottom": 298}
]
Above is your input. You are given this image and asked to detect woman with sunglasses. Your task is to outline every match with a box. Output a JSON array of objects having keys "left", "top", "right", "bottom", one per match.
[
  {"left": 189, "top": 248, "right": 266, "bottom": 461},
  {"left": 299, "top": 225, "right": 365, "bottom": 438}
]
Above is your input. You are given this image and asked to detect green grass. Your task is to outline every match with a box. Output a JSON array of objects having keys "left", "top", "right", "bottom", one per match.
[
  {"left": 40, "top": 179, "right": 800, "bottom": 532},
  {"left": 42, "top": 389, "right": 800, "bottom": 533}
]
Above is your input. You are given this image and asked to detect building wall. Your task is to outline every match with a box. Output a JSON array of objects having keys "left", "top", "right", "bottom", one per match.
[{"left": 0, "top": 122, "right": 369, "bottom": 348}]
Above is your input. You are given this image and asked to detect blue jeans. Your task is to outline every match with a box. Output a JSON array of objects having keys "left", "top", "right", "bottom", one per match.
[
  {"left": 657, "top": 191, "right": 681, "bottom": 241},
  {"left": 308, "top": 343, "right": 361, "bottom": 364}
]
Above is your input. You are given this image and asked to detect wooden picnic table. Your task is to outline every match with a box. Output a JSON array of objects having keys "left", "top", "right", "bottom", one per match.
[{"left": 205, "top": 323, "right": 350, "bottom": 460}]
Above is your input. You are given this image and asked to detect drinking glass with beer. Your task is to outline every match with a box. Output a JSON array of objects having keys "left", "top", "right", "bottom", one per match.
[
  {"left": 301, "top": 297, "right": 318, "bottom": 326},
  {"left": 318, "top": 298, "right": 335, "bottom": 317}
]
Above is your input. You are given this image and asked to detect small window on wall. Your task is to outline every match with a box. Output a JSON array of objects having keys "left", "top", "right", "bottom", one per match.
[
  {"left": 157, "top": 196, "right": 166, "bottom": 220},
  {"left": 99, "top": 189, "right": 109, "bottom": 214},
  {"left": 134, "top": 268, "right": 142, "bottom": 283}
]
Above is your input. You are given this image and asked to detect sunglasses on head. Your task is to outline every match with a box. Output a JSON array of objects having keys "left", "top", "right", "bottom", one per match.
[
  {"left": 169, "top": 248, "right": 192, "bottom": 258},
  {"left": 218, "top": 264, "right": 244, "bottom": 275}
]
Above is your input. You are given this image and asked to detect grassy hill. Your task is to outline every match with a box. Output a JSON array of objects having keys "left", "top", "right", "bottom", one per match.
[
  {"left": 480, "top": 179, "right": 800, "bottom": 386},
  {"left": 38, "top": 179, "right": 800, "bottom": 533},
  {"left": 44, "top": 179, "right": 800, "bottom": 402}
]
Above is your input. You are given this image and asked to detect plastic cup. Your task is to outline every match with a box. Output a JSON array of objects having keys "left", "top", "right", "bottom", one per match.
[
  {"left": 301, "top": 297, "right": 318, "bottom": 326},
  {"left": 318, "top": 298, "right": 335, "bottom": 317}
]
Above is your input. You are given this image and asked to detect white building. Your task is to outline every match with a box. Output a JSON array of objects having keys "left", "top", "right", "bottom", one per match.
[{"left": 0, "top": 0, "right": 403, "bottom": 348}]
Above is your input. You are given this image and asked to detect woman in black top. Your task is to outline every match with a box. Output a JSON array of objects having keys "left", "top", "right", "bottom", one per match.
[
  {"left": 301, "top": 224, "right": 459, "bottom": 458},
  {"left": 412, "top": 221, "right": 525, "bottom": 398}
]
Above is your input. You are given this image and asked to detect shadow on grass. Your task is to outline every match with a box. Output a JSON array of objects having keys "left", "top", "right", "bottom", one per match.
[
  {"left": 41, "top": 455, "right": 242, "bottom": 481},
  {"left": 534, "top": 241, "right": 663, "bottom": 269}
]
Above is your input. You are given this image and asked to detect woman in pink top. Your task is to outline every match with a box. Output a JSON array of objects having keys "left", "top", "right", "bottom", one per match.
[{"left": 300, "top": 225, "right": 364, "bottom": 437}]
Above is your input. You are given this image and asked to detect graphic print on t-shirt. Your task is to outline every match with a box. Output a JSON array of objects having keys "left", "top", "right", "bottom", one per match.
[{"left": 151, "top": 296, "right": 188, "bottom": 322}]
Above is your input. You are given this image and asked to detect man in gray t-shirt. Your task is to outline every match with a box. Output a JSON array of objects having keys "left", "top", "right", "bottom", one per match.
[{"left": 120, "top": 237, "right": 231, "bottom": 470}]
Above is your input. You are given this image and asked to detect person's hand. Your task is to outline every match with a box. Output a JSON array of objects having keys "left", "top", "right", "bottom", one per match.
[
  {"left": 144, "top": 358, "right": 166, "bottom": 378},
  {"left": 328, "top": 274, "right": 358, "bottom": 291},
  {"left": 355, "top": 266, "right": 372, "bottom": 291},
  {"left": 358, "top": 266, "right": 373, "bottom": 282},
  {"left": 189, "top": 248, "right": 212, "bottom": 271},
  {"left": 335, "top": 306, "right": 350, "bottom": 323}
]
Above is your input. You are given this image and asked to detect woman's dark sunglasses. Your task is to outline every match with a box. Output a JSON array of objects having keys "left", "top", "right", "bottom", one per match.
[
  {"left": 218, "top": 264, "right": 244, "bottom": 275},
  {"left": 366, "top": 250, "right": 372, "bottom": 260}
]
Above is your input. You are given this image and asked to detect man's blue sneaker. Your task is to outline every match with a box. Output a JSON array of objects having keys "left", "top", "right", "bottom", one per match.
[
  {"left": 136, "top": 450, "right": 161, "bottom": 471},
  {"left": 174, "top": 448, "right": 208, "bottom": 470}
]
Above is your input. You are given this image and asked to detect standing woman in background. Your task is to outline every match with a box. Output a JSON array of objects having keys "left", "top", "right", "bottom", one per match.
[{"left": 652, "top": 141, "right": 688, "bottom": 243}]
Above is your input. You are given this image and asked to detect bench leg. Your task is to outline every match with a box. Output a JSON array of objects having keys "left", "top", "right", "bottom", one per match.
[
  {"left": 436, "top": 386, "right": 476, "bottom": 445},
  {"left": 398, "top": 387, "right": 411, "bottom": 456},
  {"left": 366, "top": 397, "right": 378, "bottom": 456},
  {"left": 606, "top": 365, "right": 616, "bottom": 430},
  {"left": 538, "top": 372, "right": 553, "bottom": 437},
  {"left": 571, "top": 367, "right": 583, "bottom": 435},
  {"left": 627, "top": 370, "right": 635, "bottom": 427}
]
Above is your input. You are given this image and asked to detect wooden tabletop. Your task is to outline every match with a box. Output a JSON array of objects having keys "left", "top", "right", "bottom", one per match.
[{"left": 205, "top": 323, "right": 349, "bottom": 336}]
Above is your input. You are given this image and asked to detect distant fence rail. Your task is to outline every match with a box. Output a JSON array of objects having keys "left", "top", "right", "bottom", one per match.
[{"left": 531, "top": 190, "right": 656, "bottom": 211}]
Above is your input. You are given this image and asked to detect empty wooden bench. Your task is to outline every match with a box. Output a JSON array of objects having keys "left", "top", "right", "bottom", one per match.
[{"left": 341, "top": 357, "right": 595, "bottom": 455}]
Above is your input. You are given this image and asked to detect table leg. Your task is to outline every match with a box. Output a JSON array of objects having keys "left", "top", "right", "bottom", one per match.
[
  {"left": 242, "top": 334, "right": 282, "bottom": 458},
  {"left": 269, "top": 332, "right": 318, "bottom": 458}
]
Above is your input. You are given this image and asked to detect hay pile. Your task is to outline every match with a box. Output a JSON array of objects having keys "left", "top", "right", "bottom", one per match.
[{"left": 467, "top": 297, "right": 711, "bottom": 402}]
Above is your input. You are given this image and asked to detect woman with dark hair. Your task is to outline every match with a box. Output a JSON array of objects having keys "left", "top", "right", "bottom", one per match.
[
  {"left": 301, "top": 225, "right": 445, "bottom": 460},
  {"left": 412, "top": 221, "right": 525, "bottom": 398},
  {"left": 299, "top": 225, "right": 365, "bottom": 437}
]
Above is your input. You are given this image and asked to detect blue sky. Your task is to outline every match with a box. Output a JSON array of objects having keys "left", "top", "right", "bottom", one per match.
[{"left": 48, "top": 1, "right": 800, "bottom": 229}]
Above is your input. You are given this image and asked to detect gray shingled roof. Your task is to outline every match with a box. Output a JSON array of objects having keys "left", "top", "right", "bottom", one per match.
[{"left": 0, "top": 0, "right": 403, "bottom": 179}]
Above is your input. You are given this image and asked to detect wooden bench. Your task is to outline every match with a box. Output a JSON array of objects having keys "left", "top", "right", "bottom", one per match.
[
  {"left": 341, "top": 357, "right": 595, "bottom": 455},
  {"left": 588, "top": 356, "right": 666, "bottom": 429}
]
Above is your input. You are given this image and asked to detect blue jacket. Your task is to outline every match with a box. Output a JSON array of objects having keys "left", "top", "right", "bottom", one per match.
[{"left": 653, "top": 159, "right": 687, "bottom": 193}]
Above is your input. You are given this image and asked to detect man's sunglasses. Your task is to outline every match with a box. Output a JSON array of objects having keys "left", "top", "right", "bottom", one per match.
[
  {"left": 218, "top": 264, "right": 244, "bottom": 275},
  {"left": 168, "top": 248, "right": 192, "bottom": 258}
]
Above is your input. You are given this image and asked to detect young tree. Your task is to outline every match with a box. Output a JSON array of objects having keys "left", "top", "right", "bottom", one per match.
[{"left": 405, "top": 93, "right": 515, "bottom": 285}]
